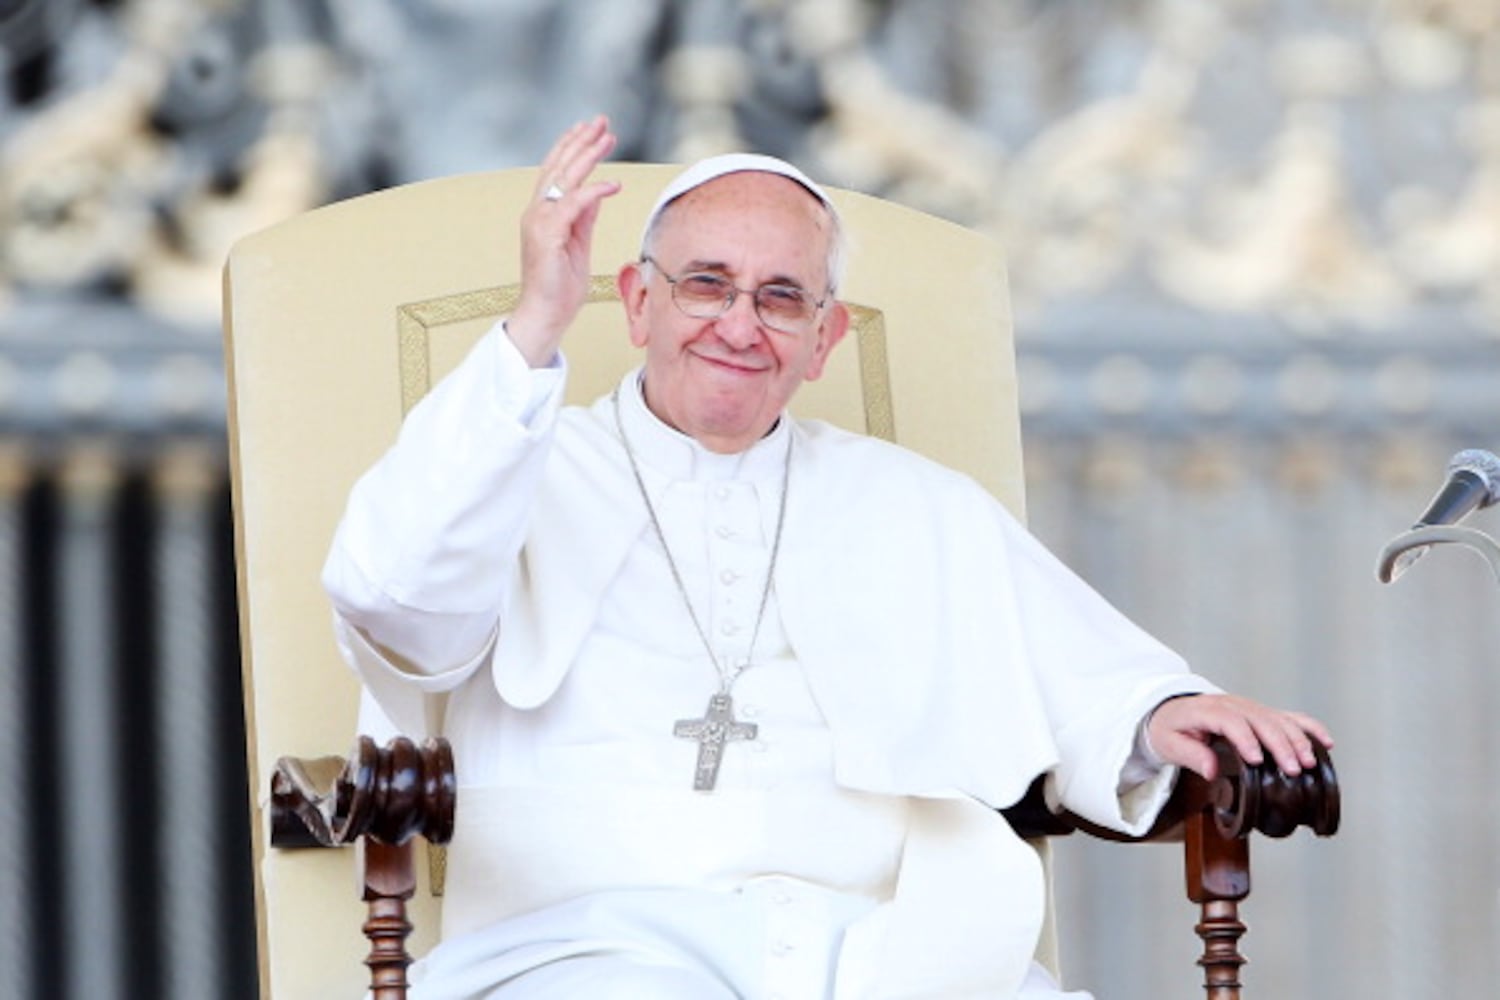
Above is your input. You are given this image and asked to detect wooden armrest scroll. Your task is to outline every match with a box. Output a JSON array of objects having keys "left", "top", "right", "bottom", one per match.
[
  {"left": 269, "top": 736, "right": 456, "bottom": 1000},
  {"left": 1191, "top": 734, "right": 1340, "bottom": 841},
  {"left": 1002, "top": 736, "right": 1339, "bottom": 1000},
  {"left": 270, "top": 734, "right": 456, "bottom": 849},
  {"left": 1180, "top": 738, "right": 1338, "bottom": 999},
  {"left": 1001, "top": 735, "right": 1340, "bottom": 842}
]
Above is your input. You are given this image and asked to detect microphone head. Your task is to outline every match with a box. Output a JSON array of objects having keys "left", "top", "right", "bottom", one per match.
[{"left": 1448, "top": 449, "right": 1500, "bottom": 508}]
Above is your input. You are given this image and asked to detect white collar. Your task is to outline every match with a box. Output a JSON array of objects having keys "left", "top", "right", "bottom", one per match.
[{"left": 614, "top": 367, "right": 791, "bottom": 485}]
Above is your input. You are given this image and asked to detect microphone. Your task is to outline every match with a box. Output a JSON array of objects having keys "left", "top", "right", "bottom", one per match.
[
  {"left": 1412, "top": 448, "right": 1500, "bottom": 528},
  {"left": 1377, "top": 448, "right": 1500, "bottom": 583}
]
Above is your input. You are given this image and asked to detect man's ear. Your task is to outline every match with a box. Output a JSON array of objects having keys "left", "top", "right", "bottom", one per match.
[
  {"left": 804, "top": 301, "right": 851, "bottom": 382},
  {"left": 617, "top": 262, "right": 650, "bottom": 348}
]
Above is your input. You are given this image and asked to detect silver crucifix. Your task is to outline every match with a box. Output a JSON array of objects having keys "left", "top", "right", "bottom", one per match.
[{"left": 673, "top": 692, "right": 758, "bottom": 791}]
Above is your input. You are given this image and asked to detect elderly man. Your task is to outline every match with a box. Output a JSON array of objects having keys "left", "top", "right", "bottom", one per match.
[{"left": 322, "top": 116, "right": 1332, "bottom": 999}]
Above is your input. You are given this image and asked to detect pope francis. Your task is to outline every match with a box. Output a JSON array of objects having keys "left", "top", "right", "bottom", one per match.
[{"left": 320, "top": 116, "right": 1333, "bottom": 999}]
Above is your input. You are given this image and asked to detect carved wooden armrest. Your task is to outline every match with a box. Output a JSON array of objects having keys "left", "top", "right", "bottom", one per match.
[
  {"left": 270, "top": 734, "right": 456, "bottom": 849},
  {"left": 1178, "top": 738, "right": 1338, "bottom": 999},
  {"left": 269, "top": 736, "right": 456, "bottom": 1000},
  {"left": 1001, "top": 735, "right": 1340, "bottom": 1000}
]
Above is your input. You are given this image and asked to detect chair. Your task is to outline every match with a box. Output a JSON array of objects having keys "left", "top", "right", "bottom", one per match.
[{"left": 223, "top": 164, "right": 1339, "bottom": 1000}]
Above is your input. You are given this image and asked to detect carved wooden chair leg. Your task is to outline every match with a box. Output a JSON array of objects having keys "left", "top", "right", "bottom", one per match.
[
  {"left": 363, "top": 839, "right": 417, "bottom": 1000},
  {"left": 271, "top": 736, "right": 457, "bottom": 1000},
  {"left": 1180, "top": 737, "right": 1340, "bottom": 998},
  {"left": 1185, "top": 807, "right": 1250, "bottom": 999}
]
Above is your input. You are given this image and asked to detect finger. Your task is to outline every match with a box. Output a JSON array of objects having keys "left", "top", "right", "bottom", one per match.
[
  {"left": 1251, "top": 719, "right": 1308, "bottom": 776},
  {"left": 1213, "top": 713, "right": 1267, "bottom": 769},
  {"left": 532, "top": 117, "right": 604, "bottom": 203},
  {"left": 1283, "top": 716, "right": 1323, "bottom": 768},
  {"left": 1156, "top": 731, "right": 1219, "bottom": 781},
  {"left": 1277, "top": 713, "right": 1329, "bottom": 771},
  {"left": 536, "top": 119, "right": 590, "bottom": 190},
  {"left": 1245, "top": 709, "right": 1330, "bottom": 775},
  {"left": 530, "top": 179, "right": 621, "bottom": 256},
  {"left": 571, "top": 180, "right": 622, "bottom": 228},
  {"left": 577, "top": 177, "right": 623, "bottom": 206},
  {"left": 552, "top": 125, "right": 616, "bottom": 196},
  {"left": 1285, "top": 711, "right": 1335, "bottom": 748},
  {"left": 540, "top": 117, "right": 612, "bottom": 196}
]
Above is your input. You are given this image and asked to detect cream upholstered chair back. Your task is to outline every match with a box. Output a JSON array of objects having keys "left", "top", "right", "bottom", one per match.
[{"left": 223, "top": 164, "right": 1043, "bottom": 1000}]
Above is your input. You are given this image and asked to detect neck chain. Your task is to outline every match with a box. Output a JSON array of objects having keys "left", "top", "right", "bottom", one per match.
[{"left": 611, "top": 384, "right": 792, "bottom": 791}]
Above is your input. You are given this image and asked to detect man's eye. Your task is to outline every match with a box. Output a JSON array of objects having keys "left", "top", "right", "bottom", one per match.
[
  {"left": 679, "top": 274, "right": 730, "bottom": 299},
  {"left": 759, "top": 285, "right": 807, "bottom": 307}
]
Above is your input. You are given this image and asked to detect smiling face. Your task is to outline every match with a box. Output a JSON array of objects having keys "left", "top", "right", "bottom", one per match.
[{"left": 616, "top": 171, "right": 849, "bottom": 454}]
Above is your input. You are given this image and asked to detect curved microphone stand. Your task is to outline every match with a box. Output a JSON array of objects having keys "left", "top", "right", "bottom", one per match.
[{"left": 1376, "top": 524, "right": 1500, "bottom": 586}]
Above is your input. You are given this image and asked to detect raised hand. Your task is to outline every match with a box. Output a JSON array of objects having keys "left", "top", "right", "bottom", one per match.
[
  {"left": 1146, "top": 693, "right": 1334, "bottom": 781},
  {"left": 507, "top": 116, "right": 622, "bottom": 366}
]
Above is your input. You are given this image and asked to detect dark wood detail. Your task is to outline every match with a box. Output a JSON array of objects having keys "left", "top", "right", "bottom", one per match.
[
  {"left": 1001, "top": 735, "right": 1339, "bottom": 999},
  {"left": 274, "top": 733, "right": 1337, "bottom": 998},
  {"left": 1194, "top": 898, "right": 1249, "bottom": 999},
  {"left": 363, "top": 840, "right": 417, "bottom": 1000},
  {"left": 1199, "top": 736, "right": 1340, "bottom": 840},
  {"left": 270, "top": 736, "right": 455, "bottom": 1000},
  {"left": 270, "top": 734, "right": 456, "bottom": 849},
  {"left": 1001, "top": 736, "right": 1340, "bottom": 844}
]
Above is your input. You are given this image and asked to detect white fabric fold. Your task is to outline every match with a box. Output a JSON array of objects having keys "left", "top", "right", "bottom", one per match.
[{"left": 322, "top": 319, "right": 1219, "bottom": 997}]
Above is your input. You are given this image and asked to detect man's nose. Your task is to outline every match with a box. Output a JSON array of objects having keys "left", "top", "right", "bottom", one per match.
[{"left": 714, "top": 291, "right": 764, "bottom": 349}]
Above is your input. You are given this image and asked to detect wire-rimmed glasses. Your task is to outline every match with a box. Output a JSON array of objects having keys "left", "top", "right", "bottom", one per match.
[{"left": 640, "top": 254, "right": 829, "bottom": 334}]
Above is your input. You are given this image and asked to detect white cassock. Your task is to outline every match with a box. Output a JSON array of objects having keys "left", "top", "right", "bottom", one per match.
[{"left": 322, "top": 322, "right": 1219, "bottom": 999}]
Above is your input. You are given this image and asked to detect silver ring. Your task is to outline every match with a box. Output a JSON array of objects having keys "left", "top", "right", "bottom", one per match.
[{"left": 542, "top": 183, "right": 565, "bottom": 202}]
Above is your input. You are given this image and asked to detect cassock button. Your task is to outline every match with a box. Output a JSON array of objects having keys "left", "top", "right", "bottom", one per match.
[
  {"left": 715, "top": 485, "right": 732, "bottom": 501},
  {"left": 715, "top": 525, "right": 734, "bottom": 539},
  {"left": 719, "top": 621, "right": 739, "bottom": 636},
  {"left": 719, "top": 569, "right": 739, "bottom": 585}
]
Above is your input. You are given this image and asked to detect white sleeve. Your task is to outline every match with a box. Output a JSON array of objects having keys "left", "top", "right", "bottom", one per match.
[
  {"left": 989, "top": 508, "right": 1221, "bottom": 834},
  {"left": 320, "top": 320, "right": 565, "bottom": 687}
]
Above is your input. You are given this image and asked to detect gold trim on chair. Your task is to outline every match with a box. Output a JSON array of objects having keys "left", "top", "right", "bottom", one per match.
[
  {"left": 395, "top": 281, "right": 895, "bottom": 440},
  {"left": 846, "top": 304, "right": 894, "bottom": 442},
  {"left": 397, "top": 286, "right": 517, "bottom": 416}
]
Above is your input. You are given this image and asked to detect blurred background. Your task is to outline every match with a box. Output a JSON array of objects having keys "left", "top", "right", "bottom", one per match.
[{"left": 3, "top": 0, "right": 1499, "bottom": 997}]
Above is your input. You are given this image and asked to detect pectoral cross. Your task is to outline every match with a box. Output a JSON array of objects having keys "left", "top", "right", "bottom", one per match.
[{"left": 674, "top": 692, "right": 758, "bottom": 791}]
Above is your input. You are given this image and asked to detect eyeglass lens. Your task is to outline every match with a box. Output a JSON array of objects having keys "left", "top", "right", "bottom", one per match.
[{"left": 672, "top": 272, "right": 815, "bottom": 331}]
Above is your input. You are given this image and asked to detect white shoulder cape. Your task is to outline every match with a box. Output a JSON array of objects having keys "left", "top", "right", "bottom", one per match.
[{"left": 487, "top": 391, "right": 1210, "bottom": 828}]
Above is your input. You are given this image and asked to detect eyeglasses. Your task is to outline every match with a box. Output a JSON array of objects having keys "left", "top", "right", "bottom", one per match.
[{"left": 640, "top": 255, "right": 829, "bottom": 334}]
